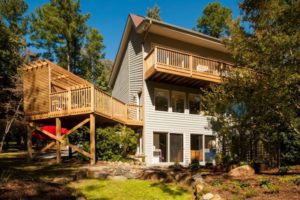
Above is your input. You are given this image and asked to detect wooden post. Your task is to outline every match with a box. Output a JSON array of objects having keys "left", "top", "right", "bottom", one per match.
[
  {"left": 91, "top": 85, "right": 95, "bottom": 112},
  {"left": 27, "top": 123, "right": 33, "bottom": 160},
  {"left": 90, "top": 114, "right": 96, "bottom": 165},
  {"left": 56, "top": 118, "right": 61, "bottom": 163},
  {"left": 189, "top": 55, "right": 193, "bottom": 76}
]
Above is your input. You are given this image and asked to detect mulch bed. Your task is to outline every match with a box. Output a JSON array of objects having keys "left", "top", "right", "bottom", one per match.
[{"left": 0, "top": 180, "right": 76, "bottom": 200}]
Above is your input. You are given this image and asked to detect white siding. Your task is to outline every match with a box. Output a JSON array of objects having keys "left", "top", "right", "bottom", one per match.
[
  {"left": 143, "top": 81, "right": 215, "bottom": 165},
  {"left": 112, "top": 46, "right": 129, "bottom": 103}
]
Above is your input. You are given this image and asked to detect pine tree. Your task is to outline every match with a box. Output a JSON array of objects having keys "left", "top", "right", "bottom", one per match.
[
  {"left": 82, "top": 27, "right": 105, "bottom": 83},
  {"left": 30, "top": 0, "right": 90, "bottom": 73},
  {"left": 146, "top": 4, "right": 161, "bottom": 21},
  {"left": 196, "top": 2, "right": 231, "bottom": 38}
]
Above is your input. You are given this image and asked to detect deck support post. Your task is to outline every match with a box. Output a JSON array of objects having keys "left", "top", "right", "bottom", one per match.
[
  {"left": 56, "top": 118, "right": 61, "bottom": 163},
  {"left": 90, "top": 114, "right": 96, "bottom": 165},
  {"left": 27, "top": 123, "right": 33, "bottom": 160}
]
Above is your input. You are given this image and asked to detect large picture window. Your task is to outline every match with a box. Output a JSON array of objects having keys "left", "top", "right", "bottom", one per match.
[
  {"left": 189, "top": 94, "right": 200, "bottom": 114},
  {"left": 171, "top": 91, "right": 185, "bottom": 113},
  {"left": 155, "top": 89, "right": 169, "bottom": 111}
]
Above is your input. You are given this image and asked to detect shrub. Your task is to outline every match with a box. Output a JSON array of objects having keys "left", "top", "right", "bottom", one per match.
[
  {"left": 69, "top": 124, "right": 138, "bottom": 161},
  {"left": 244, "top": 188, "right": 258, "bottom": 198},
  {"left": 95, "top": 124, "right": 138, "bottom": 161},
  {"left": 211, "top": 179, "right": 223, "bottom": 186},
  {"left": 278, "top": 165, "right": 290, "bottom": 175},
  {"left": 293, "top": 177, "right": 300, "bottom": 186},
  {"left": 190, "top": 158, "right": 200, "bottom": 171},
  {"left": 259, "top": 178, "right": 279, "bottom": 193}
]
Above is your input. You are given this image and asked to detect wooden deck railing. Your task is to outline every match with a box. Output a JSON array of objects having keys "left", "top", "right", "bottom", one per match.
[
  {"left": 144, "top": 46, "right": 233, "bottom": 77},
  {"left": 49, "top": 86, "right": 143, "bottom": 124}
]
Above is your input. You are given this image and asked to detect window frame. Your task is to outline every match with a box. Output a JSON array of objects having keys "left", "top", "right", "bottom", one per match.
[
  {"left": 188, "top": 93, "right": 201, "bottom": 115},
  {"left": 171, "top": 91, "right": 186, "bottom": 113},
  {"left": 154, "top": 88, "right": 170, "bottom": 112}
]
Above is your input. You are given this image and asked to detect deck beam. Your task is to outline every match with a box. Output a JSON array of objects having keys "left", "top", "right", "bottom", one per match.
[{"left": 27, "top": 123, "right": 33, "bottom": 160}]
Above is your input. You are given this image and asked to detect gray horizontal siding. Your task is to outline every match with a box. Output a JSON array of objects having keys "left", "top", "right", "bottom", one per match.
[
  {"left": 143, "top": 81, "right": 215, "bottom": 165},
  {"left": 128, "top": 29, "right": 143, "bottom": 103},
  {"left": 112, "top": 46, "right": 129, "bottom": 103}
]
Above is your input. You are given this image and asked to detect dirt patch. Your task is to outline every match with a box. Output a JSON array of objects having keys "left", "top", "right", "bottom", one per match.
[{"left": 0, "top": 180, "right": 76, "bottom": 200}]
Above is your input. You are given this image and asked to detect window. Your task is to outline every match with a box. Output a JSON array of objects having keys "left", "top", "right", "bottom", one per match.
[
  {"left": 171, "top": 91, "right": 185, "bottom": 113},
  {"left": 170, "top": 133, "right": 183, "bottom": 162},
  {"left": 204, "top": 135, "right": 216, "bottom": 163},
  {"left": 189, "top": 94, "right": 200, "bottom": 114},
  {"left": 153, "top": 132, "right": 168, "bottom": 162},
  {"left": 155, "top": 89, "right": 169, "bottom": 111},
  {"left": 190, "top": 134, "right": 203, "bottom": 161}
]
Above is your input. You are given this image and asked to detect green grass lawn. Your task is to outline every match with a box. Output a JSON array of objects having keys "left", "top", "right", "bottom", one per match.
[{"left": 69, "top": 179, "right": 192, "bottom": 200}]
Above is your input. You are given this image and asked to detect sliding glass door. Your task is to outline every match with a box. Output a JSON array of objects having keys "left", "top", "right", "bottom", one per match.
[
  {"left": 170, "top": 133, "right": 183, "bottom": 162},
  {"left": 153, "top": 132, "right": 168, "bottom": 162},
  {"left": 190, "top": 134, "right": 203, "bottom": 161}
]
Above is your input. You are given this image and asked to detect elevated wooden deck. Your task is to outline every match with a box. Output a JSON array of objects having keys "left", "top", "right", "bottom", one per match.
[
  {"left": 22, "top": 60, "right": 143, "bottom": 126},
  {"left": 144, "top": 46, "right": 234, "bottom": 87}
]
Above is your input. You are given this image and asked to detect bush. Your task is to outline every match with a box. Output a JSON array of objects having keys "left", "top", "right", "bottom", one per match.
[
  {"left": 95, "top": 124, "right": 138, "bottom": 161},
  {"left": 259, "top": 178, "right": 279, "bottom": 193},
  {"left": 69, "top": 124, "right": 138, "bottom": 161},
  {"left": 278, "top": 165, "right": 290, "bottom": 175},
  {"left": 190, "top": 158, "right": 200, "bottom": 171},
  {"left": 244, "top": 188, "right": 258, "bottom": 198}
]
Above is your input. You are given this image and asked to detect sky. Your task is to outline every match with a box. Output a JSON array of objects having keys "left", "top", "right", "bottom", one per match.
[{"left": 27, "top": 0, "right": 241, "bottom": 61}]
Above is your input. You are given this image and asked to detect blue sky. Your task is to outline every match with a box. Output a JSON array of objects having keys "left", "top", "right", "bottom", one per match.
[{"left": 27, "top": 0, "right": 241, "bottom": 60}]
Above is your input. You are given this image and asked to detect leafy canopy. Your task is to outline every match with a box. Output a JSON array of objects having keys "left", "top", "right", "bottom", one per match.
[
  {"left": 202, "top": 0, "right": 300, "bottom": 166},
  {"left": 196, "top": 2, "right": 231, "bottom": 38},
  {"left": 146, "top": 4, "right": 161, "bottom": 21}
]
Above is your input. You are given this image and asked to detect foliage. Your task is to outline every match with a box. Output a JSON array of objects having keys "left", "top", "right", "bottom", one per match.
[
  {"left": 146, "top": 4, "right": 161, "bottom": 21},
  {"left": 81, "top": 27, "right": 105, "bottom": 83},
  {"left": 211, "top": 179, "right": 223, "bottom": 186},
  {"left": 0, "top": 0, "right": 27, "bottom": 151},
  {"left": 69, "top": 179, "right": 191, "bottom": 200},
  {"left": 30, "top": 0, "right": 90, "bottom": 73},
  {"left": 70, "top": 125, "right": 138, "bottom": 161},
  {"left": 278, "top": 165, "right": 290, "bottom": 175},
  {"left": 190, "top": 158, "right": 200, "bottom": 171},
  {"left": 258, "top": 178, "right": 279, "bottom": 193},
  {"left": 196, "top": 2, "right": 231, "bottom": 38},
  {"left": 202, "top": 0, "right": 300, "bottom": 167}
]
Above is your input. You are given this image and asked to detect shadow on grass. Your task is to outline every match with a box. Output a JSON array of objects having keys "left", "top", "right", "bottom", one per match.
[
  {"left": 150, "top": 182, "right": 189, "bottom": 198},
  {"left": 0, "top": 151, "right": 86, "bottom": 199}
]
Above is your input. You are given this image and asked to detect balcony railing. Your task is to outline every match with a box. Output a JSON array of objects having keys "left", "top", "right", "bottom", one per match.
[
  {"left": 144, "top": 46, "right": 233, "bottom": 80},
  {"left": 49, "top": 86, "right": 143, "bottom": 124}
]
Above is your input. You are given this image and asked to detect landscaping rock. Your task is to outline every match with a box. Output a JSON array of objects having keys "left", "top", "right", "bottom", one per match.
[
  {"left": 202, "top": 193, "right": 214, "bottom": 200},
  {"left": 108, "top": 175, "right": 128, "bottom": 180},
  {"left": 195, "top": 182, "right": 204, "bottom": 193},
  {"left": 87, "top": 171, "right": 109, "bottom": 179},
  {"left": 192, "top": 173, "right": 204, "bottom": 183},
  {"left": 228, "top": 165, "right": 255, "bottom": 177},
  {"left": 211, "top": 194, "right": 223, "bottom": 200}
]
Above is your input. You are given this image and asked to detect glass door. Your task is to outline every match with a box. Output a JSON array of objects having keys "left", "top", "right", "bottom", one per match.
[{"left": 170, "top": 133, "right": 183, "bottom": 162}]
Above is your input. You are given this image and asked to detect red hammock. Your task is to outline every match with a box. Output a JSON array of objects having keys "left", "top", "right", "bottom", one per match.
[{"left": 32, "top": 125, "right": 69, "bottom": 140}]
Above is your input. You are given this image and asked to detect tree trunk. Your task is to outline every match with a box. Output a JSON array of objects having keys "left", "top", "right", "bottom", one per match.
[{"left": 0, "top": 98, "right": 22, "bottom": 152}]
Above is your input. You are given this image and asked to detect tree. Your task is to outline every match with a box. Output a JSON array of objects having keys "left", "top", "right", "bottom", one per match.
[
  {"left": 30, "top": 0, "right": 90, "bottom": 73},
  {"left": 196, "top": 2, "right": 231, "bottom": 38},
  {"left": 0, "top": 0, "right": 28, "bottom": 152},
  {"left": 82, "top": 28, "right": 105, "bottom": 83},
  {"left": 146, "top": 4, "right": 161, "bottom": 20},
  {"left": 203, "top": 0, "right": 300, "bottom": 167}
]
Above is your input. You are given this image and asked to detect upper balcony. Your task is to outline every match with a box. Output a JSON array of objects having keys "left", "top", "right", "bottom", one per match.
[{"left": 144, "top": 46, "right": 234, "bottom": 87}]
